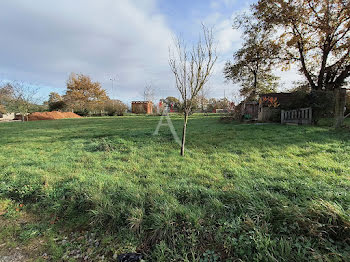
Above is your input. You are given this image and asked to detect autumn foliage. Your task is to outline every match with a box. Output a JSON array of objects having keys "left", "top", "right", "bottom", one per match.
[
  {"left": 64, "top": 73, "right": 109, "bottom": 113},
  {"left": 254, "top": 0, "right": 350, "bottom": 127},
  {"left": 259, "top": 96, "right": 280, "bottom": 108},
  {"left": 44, "top": 73, "right": 128, "bottom": 116}
]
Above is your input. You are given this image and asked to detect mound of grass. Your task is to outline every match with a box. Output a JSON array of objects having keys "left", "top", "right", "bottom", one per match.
[{"left": 0, "top": 115, "right": 349, "bottom": 261}]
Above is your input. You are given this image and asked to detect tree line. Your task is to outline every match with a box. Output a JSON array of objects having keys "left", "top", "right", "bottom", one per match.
[
  {"left": 0, "top": 73, "right": 128, "bottom": 119},
  {"left": 47, "top": 73, "right": 127, "bottom": 116}
]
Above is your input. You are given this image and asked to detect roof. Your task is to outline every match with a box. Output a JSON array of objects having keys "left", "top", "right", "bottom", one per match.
[{"left": 131, "top": 101, "right": 153, "bottom": 104}]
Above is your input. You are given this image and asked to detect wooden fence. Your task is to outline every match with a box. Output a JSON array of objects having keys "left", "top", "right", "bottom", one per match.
[{"left": 281, "top": 107, "right": 312, "bottom": 125}]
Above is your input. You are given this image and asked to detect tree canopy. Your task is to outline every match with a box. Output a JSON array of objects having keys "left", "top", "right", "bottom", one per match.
[
  {"left": 224, "top": 15, "right": 280, "bottom": 100},
  {"left": 254, "top": 0, "right": 350, "bottom": 91},
  {"left": 64, "top": 73, "right": 109, "bottom": 112},
  {"left": 253, "top": 0, "right": 350, "bottom": 127},
  {"left": 48, "top": 92, "right": 65, "bottom": 111},
  {"left": 0, "top": 83, "right": 14, "bottom": 113}
]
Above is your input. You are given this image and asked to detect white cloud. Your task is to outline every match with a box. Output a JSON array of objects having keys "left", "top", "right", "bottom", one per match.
[
  {"left": 274, "top": 65, "right": 304, "bottom": 91},
  {"left": 0, "top": 0, "right": 305, "bottom": 103},
  {"left": 215, "top": 20, "right": 242, "bottom": 54},
  {"left": 198, "top": 11, "right": 243, "bottom": 100},
  {"left": 0, "top": 0, "right": 175, "bottom": 102},
  {"left": 210, "top": 0, "right": 237, "bottom": 10},
  {"left": 203, "top": 7, "right": 304, "bottom": 100}
]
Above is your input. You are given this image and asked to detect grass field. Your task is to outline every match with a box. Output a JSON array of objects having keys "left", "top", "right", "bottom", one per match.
[{"left": 0, "top": 115, "right": 350, "bottom": 261}]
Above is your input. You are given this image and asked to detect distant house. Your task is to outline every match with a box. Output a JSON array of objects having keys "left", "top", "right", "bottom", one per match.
[{"left": 131, "top": 101, "right": 153, "bottom": 114}]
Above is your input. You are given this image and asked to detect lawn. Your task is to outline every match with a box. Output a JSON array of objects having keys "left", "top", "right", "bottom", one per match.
[{"left": 0, "top": 115, "right": 349, "bottom": 261}]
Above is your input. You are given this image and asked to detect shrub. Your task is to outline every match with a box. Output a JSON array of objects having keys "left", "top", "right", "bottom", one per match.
[
  {"left": 105, "top": 100, "right": 127, "bottom": 116},
  {"left": 309, "top": 90, "right": 334, "bottom": 124},
  {"left": 133, "top": 105, "right": 146, "bottom": 114},
  {"left": 232, "top": 103, "right": 243, "bottom": 120},
  {"left": 49, "top": 101, "right": 66, "bottom": 112},
  {"left": 74, "top": 108, "right": 90, "bottom": 116}
]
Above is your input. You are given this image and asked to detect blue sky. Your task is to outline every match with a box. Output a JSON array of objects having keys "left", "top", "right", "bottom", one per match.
[
  {"left": 158, "top": 0, "right": 252, "bottom": 39},
  {"left": 0, "top": 0, "right": 295, "bottom": 104}
]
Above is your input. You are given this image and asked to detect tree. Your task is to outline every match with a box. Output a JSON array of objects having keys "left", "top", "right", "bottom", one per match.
[
  {"left": 207, "top": 98, "right": 218, "bottom": 112},
  {"left": 345, "top": 89, "right": 350, "bottom": 118},
  {"left": 224, "top": 14, "right": 280, "bottom": 101},
  {"left": 104, "top": 99, "right": 127, "bottom": 116},
  {"left": 0, "top": 83, "right": 14, "bottom": 113},
  {"left": 0, "top": 104, "right": 5, "bottom": 114},
  {"left": 64, "top": 73, "right": 109, "bottom": 113},
  {"left": 164, "top": 96, "right": 181, "bottom": 111},
  {"left": 230, "top": 90, "right": 244, "bottom": 106},
  {"left": 143, "top": 85, "right": 155, "bottom": 102},
  {"left": 1, "top": 82, "right": 38, "bottom": 121},
  {"left": 48, "top": 92, "right": 65, "bottom": 111},
  {"left": 207, "top": 98, "right": 231, "bottom": 112},
  {"left": 254, "top": 0, "right": 350, "bottom": 127},
  {"left": 198, "top": 86, "right": 210, "bottom": 112},
  {"left": 217, "top": 98, "right": 231, "bottom": 110},
  {"left": 169, "top": 25, "right": 217, "bottom": 156}
]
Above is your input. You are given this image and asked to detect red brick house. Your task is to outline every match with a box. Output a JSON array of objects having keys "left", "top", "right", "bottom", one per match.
[{"left": 131, "top": 101, "right": 153, "bottom": 114}]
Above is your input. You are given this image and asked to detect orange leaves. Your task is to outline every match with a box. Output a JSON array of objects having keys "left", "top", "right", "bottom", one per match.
[
  {"left": 281, "top": 64, "right": 291, "bottom": 71},
  {"left": 260, "top": 96, "right": 280, "bottom": 108},
  {"left": 64, "top": 73, "right": 110, "bottom": 111}
]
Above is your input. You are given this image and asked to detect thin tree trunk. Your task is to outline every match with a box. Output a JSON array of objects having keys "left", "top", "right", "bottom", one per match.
[
  {"left": 334, "top": 88, "right": 346, "bottom": 128},
  {"left": 180, "top": 112, "right": 188, "bottom": 156},
  {"left": 252, "top": 71, "right": 257, "bottom": 100}
]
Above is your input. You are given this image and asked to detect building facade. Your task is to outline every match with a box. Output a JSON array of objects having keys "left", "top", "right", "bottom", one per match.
[{"left": 131, "top": 101, "right": 153, "bottom": 114}]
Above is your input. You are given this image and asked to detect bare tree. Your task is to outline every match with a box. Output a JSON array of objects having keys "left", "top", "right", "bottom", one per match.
[
  {"left": 231, "top": 89, "right": 244, "bottom": 106},
  {"left": 143, "top": 84, "right": 155, "bottom": 102},
  {"left": 169, "top": 25, "right": 217, "bottom": 156},
  {"left": 3, "top": 81, "right": 39, "bottom": 121}
]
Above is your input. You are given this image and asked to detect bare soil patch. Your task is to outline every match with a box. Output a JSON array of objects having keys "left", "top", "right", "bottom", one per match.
[{"left": 28, "top": 111, "right": 81, "bottom": 121}]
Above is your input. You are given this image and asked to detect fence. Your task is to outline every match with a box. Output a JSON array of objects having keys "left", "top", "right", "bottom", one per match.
[{"left": 281, "top": 107, "right": 312, "bottom": 125}]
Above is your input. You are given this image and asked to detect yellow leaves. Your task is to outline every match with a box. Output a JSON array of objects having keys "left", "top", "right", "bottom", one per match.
[
  {"left": 287, "top": 35, "right": 300, "bottom": 47},
  {"left": 281, "top": 64, "right": 291, "bottom": 71},
  {"left": 0, "top": 104, "right": 6, "bottom": 114},
  {"left": 64, "top": 73, "right": 110, "bottom": 111}
]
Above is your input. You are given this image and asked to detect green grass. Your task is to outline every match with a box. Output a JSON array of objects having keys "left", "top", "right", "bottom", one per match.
[{"left": 0, "top": 115, "right": 350, "bottom": 261}]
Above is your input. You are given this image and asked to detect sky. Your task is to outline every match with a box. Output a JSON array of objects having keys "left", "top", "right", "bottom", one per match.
[{"left": 0, "top": 0, "right": 299, "bottom": 104}]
